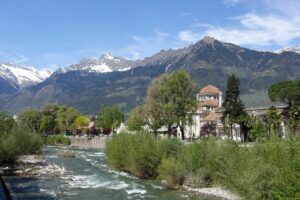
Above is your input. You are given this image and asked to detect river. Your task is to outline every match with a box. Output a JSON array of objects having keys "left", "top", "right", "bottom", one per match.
[{"left": 4, "top": 146, "right": 221, "bottom": 200}]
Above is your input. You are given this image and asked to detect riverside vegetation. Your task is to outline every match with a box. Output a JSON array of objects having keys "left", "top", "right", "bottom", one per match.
[
  {"left": 107, "top": 72, "right": 300, "bottom": 200},
  {"left": 106, "top": 132, "right": 300, "bottom": 200},
  {"left": 0, "top": 113, "right": 43, "bottom": 166}
]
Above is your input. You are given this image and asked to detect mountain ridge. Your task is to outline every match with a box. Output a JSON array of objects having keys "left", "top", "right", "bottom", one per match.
[{"left": 1, "top": 36, "right": 300, "bottom": 114}]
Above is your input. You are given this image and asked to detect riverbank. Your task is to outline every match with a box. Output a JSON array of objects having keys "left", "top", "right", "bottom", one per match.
[
  {"left": 67, "top": 136, "right": 108, "bottom": 149},
  {"left": 183, "top": 185, "right": 241, "bottom": 200},
  {"left": 1, "top": 146, "right": 222, "bottom": 200},
  {"left": 105, "top": 132, "right": 300, "bottom": 200}
]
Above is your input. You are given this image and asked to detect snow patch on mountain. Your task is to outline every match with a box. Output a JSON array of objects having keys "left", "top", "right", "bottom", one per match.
[
  {"left": 274, "top": 45, "right": 300, "bottom": 54},
  {"left": 0, "top": 63, "right": 52, "bottom": 88},
  {"left": 58, "top": 52, "right": 137, "bottom": 74}
]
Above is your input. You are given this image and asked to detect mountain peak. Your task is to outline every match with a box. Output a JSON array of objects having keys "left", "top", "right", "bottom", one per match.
[
  {"left": 101, "top": 52, "right": 114, "bottom": 60},
  {"left": 201, "top": 36, "right": 217, "bottom": 44},
  {"left": 0, "top": 62, "right": 52, "bottom": 89}
]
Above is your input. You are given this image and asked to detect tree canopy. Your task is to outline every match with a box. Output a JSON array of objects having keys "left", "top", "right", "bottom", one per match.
[
  {"left": 19, "top": 109, "right": 42, "bottom": 133},
  {"left": 222, "top": 74, "right": 247, "bottom": 140},
  {"left": 268, "top": 80, "right": 300, "bottom": 108},
  {"left": 127, "top": 105, "right": 145, "bottom": 131},
  {"left": 97, "top": 105, "right": 124, "bottom": 134},
  {"left": 131, "top": 70, "right": 196, "bottom": 139}
]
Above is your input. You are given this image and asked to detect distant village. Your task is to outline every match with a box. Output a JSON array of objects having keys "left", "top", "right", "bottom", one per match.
[{"left": 40, "top": 84, "right": 286, "bottom": 142}]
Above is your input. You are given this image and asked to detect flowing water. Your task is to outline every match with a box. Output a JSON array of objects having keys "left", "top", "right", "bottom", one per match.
[{"left": 5, "top": 146, "right": 221, "bottom": 200}]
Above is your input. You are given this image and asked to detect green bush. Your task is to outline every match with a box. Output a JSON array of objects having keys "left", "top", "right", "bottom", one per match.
[
  {"left": 105, "top": 133, "right": 300, "bottom": 199},
  {"left": 44, "top": 134, "right": 71, "bottom": 146},
  {"left": 106, "top": 133, "right": 133, "bottom": 170},
  {"left": 0, "top": 128, "right": 43, "bottom": 166},
  {"left": 130, "top": 133, "right": 162, "bottom": 178},
  {"left": 106, "top": 132, "right": 162, "bottom": 178},
  {"left": 158, "top": 157, "right": 183, "bottom": 189},
  {"left": 159, "top": 138, "right": 184, "bottom": 159},
  {"left": 234, "top": 141, "right": 300, "bottom": 200}
]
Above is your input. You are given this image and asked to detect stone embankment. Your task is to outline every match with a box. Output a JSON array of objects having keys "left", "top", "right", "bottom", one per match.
[{"left": 67, "top": 136, "right": 108, "bottom": 149}]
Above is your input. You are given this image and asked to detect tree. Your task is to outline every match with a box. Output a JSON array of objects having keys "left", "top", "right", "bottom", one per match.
[
  {"left": 222, "top": 74, "right": 247, "bottom": 141},
  {"left": 97, "top": 105, "right": 124, "bottom": 135},
  {"left": 268, "top": 80, "right": 300, "bottom": 110},
  {"left": 73, "top": 115, "right": 89, "bottom": 129},
  {"left": 160, "top": 70, "right": 196, "bottom": 140},
  {"left": 144, "top": 75, "right": 168, "bottom": 136},
  {"left": 143, "top": 70, "right": 196, "bottom": 139},
  {"left": 40, "top": 104, "right": 60, "bottom": 134},
  {"left": 56, "top": 106, "right": 80, "bottom": 130},
  {"left": 19, "top": 109, "right": 42, "bottom": 133},
  {"left": 248, "top": 116, "right": 267, "bottom": 141},
  {"left": 0, "top": 112, "right": 16, "bottom": 135},
  {"left": 266, "top": 106, "right": 281, "bottom": 137},
  {"left": 127, "top": 105, "right": 146, "bottom": 131},
  {"left": 287, "top": 105, "right": 300, "bottom": 135}
]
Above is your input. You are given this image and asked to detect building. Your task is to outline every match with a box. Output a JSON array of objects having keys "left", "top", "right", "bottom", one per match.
[{"left": 184, "top": 85, "right": 223, "bottom": 139}]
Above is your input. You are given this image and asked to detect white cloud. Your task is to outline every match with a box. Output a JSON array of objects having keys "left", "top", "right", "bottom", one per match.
[
  {"left": 178, "top": 31, "right": 202, "bottom": 43},
  {"left": 126, "top": 30, "right": 178, "bottom": 59},
  {"left": 178, "top": 0, "right": 300, "bottom": 48}
]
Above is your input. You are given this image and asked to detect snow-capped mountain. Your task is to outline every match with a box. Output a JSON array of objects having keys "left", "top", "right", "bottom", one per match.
[
  {"left": 56, "top": 52, "right": 141, "bottom": 74},
  {"left": 0, "top": 62, "right": 52, "bottom": 89},
  {"left": 274, "top": 45, "right": 300, "bottom": 54}
]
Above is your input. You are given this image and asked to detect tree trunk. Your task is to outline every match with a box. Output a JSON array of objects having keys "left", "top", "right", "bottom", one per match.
[
  {"left": 178, "top": 124, "right": 185, "bottom": 140},
  {"left": 230, "top": 124, "right": 233, "bottom": 139},
  {"left": 167, "top": 125, "right": 172, "bottom": 138}
]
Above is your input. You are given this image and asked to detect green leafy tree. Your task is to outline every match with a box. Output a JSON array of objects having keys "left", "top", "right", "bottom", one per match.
[
  {"left": 0, "top": 112, "right": 16, "bottom": 135},
  {"left": 40, "top": 104, "right": 60, "bottom": 134},
  {"left": 97, "top": 105, "right": 124, "bottom": 134},
  {"left": 143, "top": 70, "right": 196, "bottom": 139},
  {"left": 287, "top": 105, "right": 300, "bottom": 136},
  {"left": 266, "top": 106, "right": 281, "bottom": 138},
  {"left": 18, "top": 109, "right": 42, "bottom": 133},
  {"left": 127, "top": 105, "right": 145, "bottom": 131},
  {"left": 56, "top": 106, "right": 80, "bottom": 130},
  {"left": 160, "top": 70, "right": 196, "bottom": 140},
  {"left": 144, "top": 76, "right": 166, "bottom": 136},
  {"left": 73, "top": 115, "right": 89, "bottom": 129},
  {"left": 268, "top": 80, "right": 300, "bottom": 109},
  {"left": 247, "top": 115, "right": 267, "bottom": 141},
  {"left": 222, "top": 74, "right": 247, "bottom": 141}
]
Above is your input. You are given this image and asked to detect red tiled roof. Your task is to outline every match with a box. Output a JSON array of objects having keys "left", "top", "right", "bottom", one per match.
[
  {"left": 199, "top": 85, "right": 220, "bottom": 94},
  {"left": 202, "top": 112, "right": 218, "bottom": 121}
]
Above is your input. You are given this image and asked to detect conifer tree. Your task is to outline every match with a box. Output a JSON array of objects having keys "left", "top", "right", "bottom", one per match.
[{"left": 222, "top": 74, "right": 247, "bottom": 140}]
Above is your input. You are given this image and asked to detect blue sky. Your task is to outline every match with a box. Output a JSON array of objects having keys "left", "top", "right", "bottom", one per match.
[{"left": 0, "top": 0, "right": 300, "bottom": 70}]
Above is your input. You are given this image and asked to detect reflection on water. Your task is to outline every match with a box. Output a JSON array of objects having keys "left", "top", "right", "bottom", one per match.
[{"left": 6, "top": 146, "right": 221, "bottom": 200}]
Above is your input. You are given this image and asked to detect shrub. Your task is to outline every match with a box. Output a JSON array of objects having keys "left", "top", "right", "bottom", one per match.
[
  {"left": 105, "top": 132, "right": 300, "bottom": 199},
  {"left": 44, "top": 134, "right": 71, "bottom": 146},
  {"left": 0, "top": 128, "right": 43, "bottom": 166},
  {"left": 158, "top": 157, "right": 183, "bottom": 189},
  {"left": 130, "top": 133, "right": 162, "bottom": 178},
  {"left": 159, "top": 138, "right": 184, "bottom": 159},
  {"left": 106, "top": 131, "right": 162, "bottom": 179},
  {"left": 106, "top": 133, "right": 133, "bottom": 170}
]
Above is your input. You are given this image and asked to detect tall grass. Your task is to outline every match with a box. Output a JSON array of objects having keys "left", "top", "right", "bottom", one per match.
[{"left": 105, "top": 132, "right": 300, "bottom": 199}]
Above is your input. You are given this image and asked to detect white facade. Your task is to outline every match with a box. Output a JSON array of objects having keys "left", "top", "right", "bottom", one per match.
[{"left": 184, "top": 85, "right": 222, "bottom": 139}]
